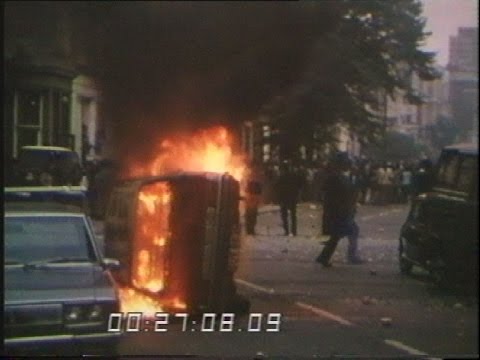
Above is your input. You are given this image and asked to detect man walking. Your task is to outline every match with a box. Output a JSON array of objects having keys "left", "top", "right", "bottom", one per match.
[
  {"left": 275, "top": 162, "right": 304, "bottom": 236},
  {"left": 316, "top": 152, "right": 364, "bottom": 267}
]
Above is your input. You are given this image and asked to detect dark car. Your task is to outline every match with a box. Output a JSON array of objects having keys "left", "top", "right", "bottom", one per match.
[
  {"left": 12, "top": 146, "right": 83, "bottom": 186},
  {"left": 4, "top": 189, "right": 123, "bottom": 356},
  {"left": 399, "top": 143, "right": 478, "bottom": 288}
]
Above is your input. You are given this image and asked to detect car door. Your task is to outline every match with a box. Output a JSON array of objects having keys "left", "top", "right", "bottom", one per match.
[
  {"left": 451, "top": 154, "right": 478, "bottom": 271},
  {"left": 401, "top": 199, "right": 431, "bottom": 264}
]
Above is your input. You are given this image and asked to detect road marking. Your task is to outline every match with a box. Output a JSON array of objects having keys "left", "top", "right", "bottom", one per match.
[
  {"left": 235, "top": 280, "right": 354, "bottom": 326},
  {"left": 384, "top": 339, "right": 435, "bottom": 358},
  {"left": 235, "top": 280, "right": 438, "bottom": 358},
  {"left": 359, "top": 207, "right": 406, "bottom": 222},
  {"left": 295, "top": 301, "right": 354, "bottom": 327},
  {"left": 235, "top": 278, "right": 275, "bottom": 294}
]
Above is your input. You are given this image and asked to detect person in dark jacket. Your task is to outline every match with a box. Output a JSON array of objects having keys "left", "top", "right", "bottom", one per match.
[
  {"left": 92, "top": 159, "right": 118, "bottom": 219},
  {"left": 316, "top": 152, "right": 364, "bottom": 267},
  {"left": 412, "top": 158, "right": 434, "bottom": 196},
  {"left": 244, "top": 163, "right": 264, "bottom": 235},
  {"left": 275, "top": 162, "right": 304, "bottom": 236}
]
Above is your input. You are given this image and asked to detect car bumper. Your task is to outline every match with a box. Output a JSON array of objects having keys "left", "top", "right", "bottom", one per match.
[{"left": 4, "top": 332, "right": 122, "bottom": 355}]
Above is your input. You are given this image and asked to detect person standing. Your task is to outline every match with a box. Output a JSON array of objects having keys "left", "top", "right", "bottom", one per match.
[
  {"left": 275, "top": 162, "right": 304, "bottom": 236},
  {"left": 400, "top": 164, "right": 413, "bottom": 203},
  {"left": 316, "top": 152, "right": 364, "bottom": 267},
  {"left": 384, "top": 163, "right": 395, "bottom": 204},
  {"left": 375, "top": 164, "right": 387, "bottom": 205},
  {"left": 413, "top": 158, "right": 434, "bottom": 196},
  {"left": 244, "top": 163, "right": 263, "bottom": 235}
]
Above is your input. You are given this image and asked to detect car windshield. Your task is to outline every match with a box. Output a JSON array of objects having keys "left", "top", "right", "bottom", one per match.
[{"left": 5, "top": 216, "right": 96, "bottom": 264}]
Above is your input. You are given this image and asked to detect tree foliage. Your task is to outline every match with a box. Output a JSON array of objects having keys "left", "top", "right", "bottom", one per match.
[
  {"left": 362, "top": 130, "right": 428, "bottom": 162},
  {"left": 426, "top": 114, "right": 461, "bottom": 151},
  {"left": 5, "top": 1, "right": 440, "bottom": 163},
  {"left": 266, "top": 0, "right": 440, "bottom": 156}
]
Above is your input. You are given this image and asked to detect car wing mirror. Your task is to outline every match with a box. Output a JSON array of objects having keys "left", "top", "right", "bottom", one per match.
[{"left": 102, "top": 257, "right": 122, "bottom": 271}]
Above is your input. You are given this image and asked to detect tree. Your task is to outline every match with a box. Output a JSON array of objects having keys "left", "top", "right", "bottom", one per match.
[
  {"left": 265, "top": 0, "right": 440, "bottom": 157},
  {"left": 362, "top": 131, "right": 427, "bottom": 162},
  {"left": 9, "top": 2, "right": 439, "bottom": 162},
  {"left": 426, "top": 114, "right": 461, "bottom": 151}
]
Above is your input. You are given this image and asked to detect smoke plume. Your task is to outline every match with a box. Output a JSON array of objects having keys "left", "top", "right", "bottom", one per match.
[{"left": 83, "top": 2, "right": 338, "bottom": 162}]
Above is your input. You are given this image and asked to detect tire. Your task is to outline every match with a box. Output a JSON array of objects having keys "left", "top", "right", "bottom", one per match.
[
  {"left": 429, "top": 257, "right": 452, "bottom": 289},
  {"left": 399, "top": 238, "right": 413, "bottom": 275},
  {"left": 400, "top": 256, "right": 413, "bottom": 275},
  {"left": 430, "top": 266, "right": 449, "bottom": 288}
]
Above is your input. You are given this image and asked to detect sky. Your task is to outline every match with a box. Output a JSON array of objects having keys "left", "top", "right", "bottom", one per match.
[{"left": 421, "top": 0, "right": 478, "bottom": 66}]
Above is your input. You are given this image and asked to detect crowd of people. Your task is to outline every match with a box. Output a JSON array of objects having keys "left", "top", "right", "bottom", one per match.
[
  {"left": 242, "top": 154, "right": 436, "bottom": 266},
  {"left": 247, "top": 157, "right": 435, "bottom": 208}
]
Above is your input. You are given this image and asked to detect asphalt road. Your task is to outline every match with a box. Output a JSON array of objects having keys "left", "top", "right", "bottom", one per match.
[{"left": 94, "top": 203, "right": 479, "bottom": 359}]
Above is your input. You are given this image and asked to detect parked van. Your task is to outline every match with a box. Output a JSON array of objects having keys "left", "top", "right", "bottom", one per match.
[{"left": 399, "top": 143, "right": 478, "bottom": 288}]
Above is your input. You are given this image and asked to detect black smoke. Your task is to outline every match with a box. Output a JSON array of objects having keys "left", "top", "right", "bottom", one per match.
[{"left": 23, "top": 2, "right": 339, "bottom": 162}]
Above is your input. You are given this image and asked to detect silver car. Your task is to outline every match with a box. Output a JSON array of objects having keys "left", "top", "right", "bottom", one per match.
[{"left": 4, "top": 201, "right": 122, "bottom": 356}]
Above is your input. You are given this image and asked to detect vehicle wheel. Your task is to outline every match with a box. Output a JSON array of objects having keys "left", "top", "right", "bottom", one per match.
[
  {"left": 399, "top": 256, "right": 413, "bottom": 275},
  {"left": 399, "top": 239, "right": 413, "bottom": 275},
  {"left": 430, "top": 265, "right": 450, "bottom": 289}
]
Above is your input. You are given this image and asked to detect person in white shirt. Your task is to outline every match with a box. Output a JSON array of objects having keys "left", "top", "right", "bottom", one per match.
[
  {"left": 384, "top": 164, "right": 395, "bottom": 204},
  {"left": 400, "top": 165, "right": 413, "bottom": 203},
  {"left": 375, "top": 165, "right": 387, "bottom": 204}
]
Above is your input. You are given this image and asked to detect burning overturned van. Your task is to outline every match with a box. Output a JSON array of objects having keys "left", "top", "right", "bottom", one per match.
[{"left": 104, "top": 171, "right": 249, "bottom": 315}]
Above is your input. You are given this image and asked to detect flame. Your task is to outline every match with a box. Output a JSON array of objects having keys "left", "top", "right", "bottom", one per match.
[
  {"left": 118, "top": 125, "right": 247, "bottom": 315},
  {"left": 125, "top": 125, "right": 246, "bottom": 181},
  {"left": 173, "top": 297, "right": 187, "bottom": 310},
  {"left": 132, "top": 182, "right": 171, "bottom": 294},
  {"left": 118, "top": 287, "right": 163, "bottom": 318}
]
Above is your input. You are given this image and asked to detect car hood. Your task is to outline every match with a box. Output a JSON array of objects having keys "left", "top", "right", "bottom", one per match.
[{"left": 5, "top": 264, "right": 118, "bottom": 305}]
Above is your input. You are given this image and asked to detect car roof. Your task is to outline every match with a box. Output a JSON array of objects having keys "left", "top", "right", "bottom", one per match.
[
  {"left": 5, "top": 202, "right": 86, "bottom": 214},
  {"left": 20, "top": 146, "right": 74, "bottom": 152},
  {"left": 119, "top": 171, "right": 234, "bottom": 185},
  {"left": 443, "top": 142, "right": 478, "bottom": 155},
  {"left": 5, "top": 187, "right": 88, "bottom": 207}
]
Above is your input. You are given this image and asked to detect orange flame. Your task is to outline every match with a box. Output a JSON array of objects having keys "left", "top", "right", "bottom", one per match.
[
  {"left": 126, "top": 126, "right": 246, "bottom": 181},
  {"left": 131, "top": 182, "right": 171, "bottom": 294},
  {"left": 118, "top": 287, "right": 164, "bottom": 318},
  {"left": 118, "top": 125, "right": 246, "bottom": 315}
]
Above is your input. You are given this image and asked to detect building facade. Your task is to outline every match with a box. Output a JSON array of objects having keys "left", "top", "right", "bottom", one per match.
[
  {"left": 4, "top": 2, "right": 103, "bottom": 164},
  {"left": 447, "top": 27, "right": 479, "bottom": 142}
]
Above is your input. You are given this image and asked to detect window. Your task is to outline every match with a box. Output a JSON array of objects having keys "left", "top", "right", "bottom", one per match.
[
  {"left": 387, "top": 117, "right": 397, "bottom": 127},
  {"left": 5, "top": 216, "right": 94, "bottom": 264},
  {"left": 436, "top": 153, "right": 460, "bottom": 188},
  {"left": 15, "top": 90, "right": 44, "bottom": 154},
  {"left": 262, "top": 143, "right": 271, "bottom": 162},
  {"left": 262, "top": 125, "right": 271, "bottom": 138},
  {"left": 410, "top": 201, "right": 427, "bottom": 222},
  {"left": 17, "top": 91, "right": 42, "bottom": 126},
  {"left": 457, "top": 156, "right": 477, "bottom": 193}
]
